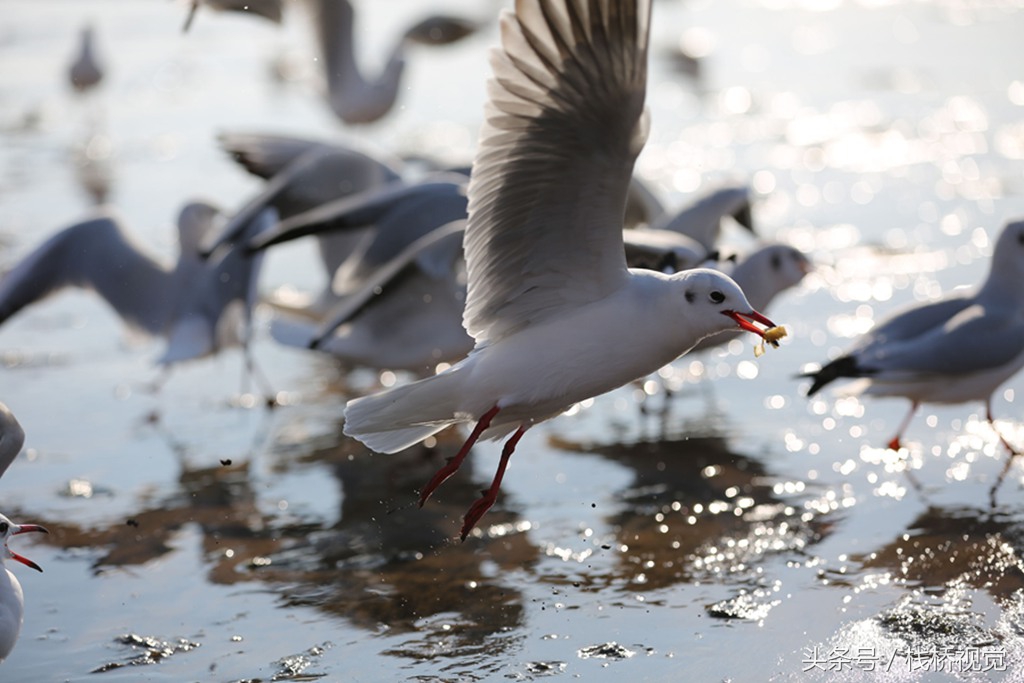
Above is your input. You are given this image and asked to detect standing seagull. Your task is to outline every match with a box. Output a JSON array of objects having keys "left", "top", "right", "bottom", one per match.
[
  {"left": 0, "top": 406, "right": 47, "bottom": 664},
  {"left": 800, "top": 219, "right": 1024, "bottom": 454},
  {"left": 343, "top": 0, "right": 781, "bottom": 540}
]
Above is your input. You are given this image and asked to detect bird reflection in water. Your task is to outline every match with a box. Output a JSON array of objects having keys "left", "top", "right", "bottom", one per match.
[{"left": 547, "top": 430, "right": 835, "bottom": 594}]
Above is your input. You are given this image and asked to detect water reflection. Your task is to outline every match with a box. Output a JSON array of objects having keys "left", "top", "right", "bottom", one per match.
[{"left": 547, "top": 430, "right": 834, "bottom": 593}]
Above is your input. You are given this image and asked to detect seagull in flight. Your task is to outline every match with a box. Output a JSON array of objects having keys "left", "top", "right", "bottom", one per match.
[{"left": 342, "top": 0, "right": 781, "bottom": 540}]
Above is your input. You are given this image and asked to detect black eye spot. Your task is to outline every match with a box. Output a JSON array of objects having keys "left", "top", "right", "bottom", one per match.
[
  {"left": 770, "top": 254, "right": 782, "bottom": 270},
  {"left": 709, "top": 290, "right": 725, "bottom": 304},
  {"left": 0, "top": 522, "right": 8, "bottom": 534},
  {"left": 1018, "top": 231, "right": 1024, "bottom": 245},
  {"left": 685, "top": 290, "right": 695, "bottom": 303}
]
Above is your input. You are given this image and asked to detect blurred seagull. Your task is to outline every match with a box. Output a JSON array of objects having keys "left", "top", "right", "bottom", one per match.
[
  {"left": 272, "top": 220, "right": 471, "bottom": 373},
  {"left": 182, "top": 0, "right": 283, "bottom": 32},
  {"left": 342, "top": 0, "right": 780, "bottom": 540},
  {"left": 0, "top": 203, "right": 276, "bottom": 371},
  {"left": 0, "top": 405, "right": 25, "bottom": 484},
  {"left": 249, "top": 173, "right": 469, "bottom": 296},
  {"left": 68, "top": 24, "right": 103, "bottom": 93},
  {"left": 207, "top": 136, "right": 403, "bottom": 314},
  {"left": 800, "top": 219, "right": 1024, "bottom": 456},
  {"left": 0, "top": 512, "right": 47, "bottom": 664},
  {"left": 649, "top": 183, "right": 755, "bottom": 251},
  {"left": 305, "top": 0, "right": 479, "bottom": 125},
  {"left": 692, "top": 243, "right": 811, "bottom": 352}
]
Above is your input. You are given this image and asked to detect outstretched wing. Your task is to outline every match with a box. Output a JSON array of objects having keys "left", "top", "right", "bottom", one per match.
[
  {"left": 0, "top": 212, "right": 173, "bottom": 335},
  {"left": 462, "top": 0, "right": 651, "bottom": 344}
]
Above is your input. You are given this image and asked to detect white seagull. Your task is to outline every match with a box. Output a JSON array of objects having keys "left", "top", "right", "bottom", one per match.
[
  {"left": 0, "top": 404, "right": 47, "bottom": 665},
  {"left": 343, "top": 0, "right": 780, "bottom": 540},
  {"left": 0, "top": 513, "right": 46, "bottom": 665},
  {"left": 801, "top": 218, "right": 1024, "bottom": 454},
  {"left": 0, "top": 202, "right": 275, "bottom": 368}
]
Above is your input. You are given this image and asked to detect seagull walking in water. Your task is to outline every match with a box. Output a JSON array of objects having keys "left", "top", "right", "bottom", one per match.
[
  {"left": 0, "top": 405, "right": 47, "bottom": 664},
  {"left": 800, "top": 219, "right": 1024, "bottom": 456},
  {"left": 343, "top": 0, "right": 781, "bottom": 540}
]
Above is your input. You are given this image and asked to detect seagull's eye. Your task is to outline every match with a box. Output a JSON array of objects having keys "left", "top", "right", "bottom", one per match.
[
  {"left": 0, "top": 522, "right": 8, "bottom": 534},
  {"left": 709, "top": 290, "right": 725, "bottom": 304},
  {"left": 1018, "top": 231, "right": 1024, "bottom": 245},
  {"left": 770, "top": 254, "right": 782, "bottom": 270}
]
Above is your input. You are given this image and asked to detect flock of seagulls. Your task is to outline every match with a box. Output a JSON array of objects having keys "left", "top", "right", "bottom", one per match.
[{"left": 0, "top": 0, "right": 1022, "bottom": 662}]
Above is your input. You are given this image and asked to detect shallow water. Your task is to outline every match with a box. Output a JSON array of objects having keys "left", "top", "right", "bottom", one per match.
[{"left": 2, "top": 0, "right": 1024, "bottom": 681}]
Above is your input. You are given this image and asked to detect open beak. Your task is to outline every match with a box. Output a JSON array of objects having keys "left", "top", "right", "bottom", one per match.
[
  {"left": 11, "top": 524, "right": 48, "bottom": 573},
  {"left": 722, "top": 309, "right": 776, "bottom": 338}
]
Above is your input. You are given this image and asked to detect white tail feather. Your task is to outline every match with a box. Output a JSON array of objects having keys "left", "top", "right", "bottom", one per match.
[{"left": 343, "top": 369, "right": 466, "bottom": 453}]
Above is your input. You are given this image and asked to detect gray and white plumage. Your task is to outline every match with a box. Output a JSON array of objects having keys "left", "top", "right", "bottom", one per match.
[
  {"left": 273, "top": 220, "right": 471, "bottom": 372},
  {"left": 0, "top": 513, "right": 47, "bottom": 664},
  {"left": 342, "top": 0, "right": 778, "bottom": 539},
  {"left": 649, "top": 183, "right": 755, "bottom": 252},
  {"left": 0, "top": 405, "right": 25, "bottom": 483},
  {"left": 206, "top": 140, "right": 403, "bottom": 316},
  {"left": 0, "top": 202, "right": 275, "bottom": 366},
  {"left": 802, "top": 218, "right": 1024, "bottom": 449},
  {"left": 249, "top": 174, "right": 469, "bottom": 296}
]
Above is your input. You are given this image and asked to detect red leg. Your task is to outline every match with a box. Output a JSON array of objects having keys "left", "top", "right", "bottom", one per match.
[
  {"left": 460, "top": 426, "right": 526, "bottom": 541},
  {"left": 419, "top": 405, "right": 500, "bottom": 507},
  {"left": 887, "top": 401, "right": 919, "bottom": 451}
]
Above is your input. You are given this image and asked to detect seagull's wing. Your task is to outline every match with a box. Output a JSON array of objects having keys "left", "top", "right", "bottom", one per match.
[
  {"left": 217, "top": 131, "right": 339, "bottom": 179},
  {"left": 463, "top": 0, "right": 651, "bottom": 344},
  {"left": 247, "top": 176, "right": 466, "bottom": 253},
  {"left": 652, "top": 184, "right": 753, "bottom": 250},
  {"left": 202, "top": 146, "right": 401, "bottom": 257},
  {"left": 0, "top": 402, "right": 26, "bottom": 481},
  {"left": 0, "top": 213, "right": 173, "bottom": 335},
  {"left": 850, "top": 294, "right": 975, "bottom": 356},
  {"left": 622, "top": 228, "right": 705, "bottom": 272},
  {"left": 313, "top": 221, "right": 466, "bottom": 345},
  {"left": 859, "top": 302, "right": 1024, "bottom": 377}
]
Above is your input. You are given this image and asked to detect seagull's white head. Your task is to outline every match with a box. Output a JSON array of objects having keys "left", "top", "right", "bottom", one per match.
[
  {"left": 0, "top": 514, "right": 47, "bottom": 573},
  {"left": 675, "top": 268, "right": 777, "bottom": 341},
  {"left": 739, "top": 244, "right": 812, "bottom": 305}
]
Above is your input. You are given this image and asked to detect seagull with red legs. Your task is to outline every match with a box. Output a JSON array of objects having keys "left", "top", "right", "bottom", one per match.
[
  {"left": 800, "top": 219, "right": 1024, "bottom": 459},
  {"left": 342, "top": 0, "right": 782, "bottom": 540}
]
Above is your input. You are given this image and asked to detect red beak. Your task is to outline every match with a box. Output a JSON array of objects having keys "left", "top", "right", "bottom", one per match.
[
  {"left": 11, "top": 524, "right": 48, "bottom": 573},
  {"left": 722, "top": 309, "right": 776, "bottom": 337}
]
